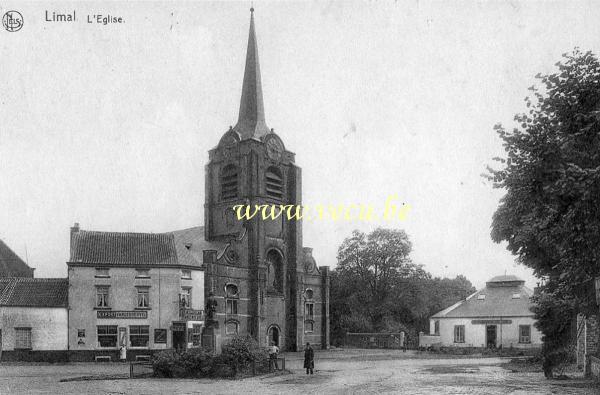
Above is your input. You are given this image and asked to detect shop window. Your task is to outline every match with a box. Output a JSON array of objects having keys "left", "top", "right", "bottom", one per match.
[
  {"left": 14, "top": 328, "right": 32, "bottom": 349},
  {"left": 305, "top": 303, "right": 314, "bottom": 320},
  {"left": 180, "top": 288, "right": 191, "bottom": 308},
  {"left": 226, "top": 320, "right": 239, "bottom": 335},
  {"left": 519, "top": 325, "right": 531, "bottom": 344},
  {"left": 97, "top": 325, "right": 118, "bottom": 347},
  {"left": 129, "top": 325, "right": 150, "bottom": 347},
  {"left": 154, "top": 329, "right": 167, "bottom": 344},
  {"left": 192, "top": 325, "right": 202, "bottom": 346},
  {"left": 454, "top": 325, "right": 465, "bottom": 343},
  {"left": 137, "top": 287, "right": 150, "bottom": 308},
  {"left": 96, "top": 286, "right": 109, "bottom": 308}
]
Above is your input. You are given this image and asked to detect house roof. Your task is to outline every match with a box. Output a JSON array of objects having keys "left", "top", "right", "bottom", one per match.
[
  {"left": 70, "top": 230, "right": 179, "bottom": 266},
  {"left": 69, "top": 226, "right": 226, "bottom": 268},
  {"left": 0, "top": 278, "right": 68, "bottom": 307},
  {"left": 0, "top": 239, "right": 34, "bottom": 277},
  {"left": 432, "top": 275, "right": 534, "bottom": 318}
]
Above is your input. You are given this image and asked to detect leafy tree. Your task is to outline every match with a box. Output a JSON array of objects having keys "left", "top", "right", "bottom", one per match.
[
  {"left": 487, "top": 49, "right": 600, "bottom": 312},
  {"left": 330, "top": 228, "right": 476, "bottom": 345},
  {"left": 487, "top": 48, "right": 600, "bottom": 373}
]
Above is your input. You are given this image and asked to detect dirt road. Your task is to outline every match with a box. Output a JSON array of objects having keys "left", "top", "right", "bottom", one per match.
[{"left": 0, "top": 349, "right": 596, "bottom": 394}]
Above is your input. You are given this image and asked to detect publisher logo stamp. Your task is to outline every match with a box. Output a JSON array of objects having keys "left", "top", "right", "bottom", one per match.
[{"left": 2, "top": 11, "right": 23, "bottom": 32}]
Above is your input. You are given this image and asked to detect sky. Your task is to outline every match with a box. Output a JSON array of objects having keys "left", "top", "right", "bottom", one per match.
[{"left": 1, "top": 1, "right": 599, "bottom": 289}]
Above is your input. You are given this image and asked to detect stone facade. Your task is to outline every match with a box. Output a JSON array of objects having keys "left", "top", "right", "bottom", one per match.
[{"left": 201, "top": 9, "right": 329, "bottom": 351}]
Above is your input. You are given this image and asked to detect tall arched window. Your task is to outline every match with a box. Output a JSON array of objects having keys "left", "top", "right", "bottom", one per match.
[
  {"left": 266, "top": 249, "right": 284, "bottom": 293},
  {"left": 265, "top": 167, "right": 283, "bottom": 201},
  {"left": 221, "top": 165, "right": 238, "bottom": 200}
]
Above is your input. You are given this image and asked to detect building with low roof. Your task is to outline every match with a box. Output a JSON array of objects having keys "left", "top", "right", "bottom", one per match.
[
  {"left": 0, "top": 239, "right": 34, "bottom": 277},
  {"left": 0, "top": 277, "right": 69, "bottom": 361},
  {"left": 420, "top": 275, "right": 542, "bottom": 349}
]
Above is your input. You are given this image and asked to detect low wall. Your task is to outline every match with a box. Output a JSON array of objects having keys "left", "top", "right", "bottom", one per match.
[
  {"left": 1, "top": 348, "right": 172, "bottom": 362},
  {"left": 419, "top": 333, "right": 441, "bottom": 348}
]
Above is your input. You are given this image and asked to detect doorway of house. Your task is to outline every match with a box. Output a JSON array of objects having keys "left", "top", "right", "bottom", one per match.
[
  {"left": 486, "top": 325, "right": 497, "bottom": 348},
  {"left": 172, "top": 324, "right": 187, "bottom": 351},
  {"left": 268, "top": 326, "right": 279, "bottom": 347}
]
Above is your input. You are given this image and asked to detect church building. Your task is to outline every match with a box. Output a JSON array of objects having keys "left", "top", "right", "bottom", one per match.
[{"left": 66, "top": 9, "right": 329, "bottom": 358}]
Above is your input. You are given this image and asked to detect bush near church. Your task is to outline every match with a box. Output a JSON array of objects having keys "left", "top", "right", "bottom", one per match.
[{"left": 151, "top": 335, "right": 270, "bottom": 378}]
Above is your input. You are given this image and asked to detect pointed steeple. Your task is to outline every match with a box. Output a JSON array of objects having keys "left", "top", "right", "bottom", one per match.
[{"left": 233, "top": 7, "right": 270, "bottom": 140}]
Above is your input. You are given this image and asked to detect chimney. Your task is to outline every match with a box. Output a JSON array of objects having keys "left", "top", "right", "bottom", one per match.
[{"left": 71, "top": 222, "right": 80, "bottom": 236}]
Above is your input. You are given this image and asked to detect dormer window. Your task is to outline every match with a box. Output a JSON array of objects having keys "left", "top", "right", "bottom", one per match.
[
  {"left": 265, "top": 167, "right": 283, "bottom": 200},
  {"left": 221, "top": 164, "right": 238, "bottom": 200}
]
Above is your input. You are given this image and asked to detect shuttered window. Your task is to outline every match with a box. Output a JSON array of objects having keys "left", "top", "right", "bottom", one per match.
[
  {"left": 265, "top": 167, "right": 283, "bottom": 200},
  {"left": 221, "top": 165, "right": 238, "bottom": 200}
]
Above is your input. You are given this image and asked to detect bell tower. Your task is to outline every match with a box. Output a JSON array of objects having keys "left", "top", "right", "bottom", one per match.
[{"left": 204, "top": 8, "right": 305, "bottom": 350}]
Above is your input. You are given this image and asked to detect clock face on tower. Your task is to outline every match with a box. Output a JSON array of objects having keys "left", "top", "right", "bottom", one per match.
[{"left": 265, "top": 136, "right": 283, "bottom": 161}]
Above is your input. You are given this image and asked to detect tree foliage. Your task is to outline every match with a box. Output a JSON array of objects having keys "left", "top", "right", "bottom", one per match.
[
  {"left": 487, "top": 49, "right": 600, "bottom": 314},
  {"left": 330, "top": 228, "right": 475, "bottom": 345}
]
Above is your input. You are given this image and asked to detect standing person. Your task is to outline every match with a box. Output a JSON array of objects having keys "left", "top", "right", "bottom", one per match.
[
  {"left": 119, "top": 344, "right": 127, "bottom": 362},
  {"left": 303, "top": 342, "right": 314, "bottom": 375},
  {"left": 268, "top": 342, "right": 280, "bottom": 371}
]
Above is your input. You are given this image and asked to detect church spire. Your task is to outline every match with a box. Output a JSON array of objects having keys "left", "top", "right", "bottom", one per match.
[{"left": 233, "top": 7, "right": 270, "bottom": 140}]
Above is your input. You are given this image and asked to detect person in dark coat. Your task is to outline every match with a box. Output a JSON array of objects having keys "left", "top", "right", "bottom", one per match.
[{"left": 303, "top": 342, "right": 314, "bottom": 375}]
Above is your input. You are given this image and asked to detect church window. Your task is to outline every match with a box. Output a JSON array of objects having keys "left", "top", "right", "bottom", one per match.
[
  {"left": 266, "top": 249, "right": 284, "bottom": 293},
  {"left": 221, "top": 165, "right": 239, "bottom": 200},
  {"left": 305, "top": 321, "right": 314, "bottom": 333},
  {"left": 226, "top": 299, "right": 238, "bottom": 315},
  {"left": 265, "top": 167, "right": 283, "bottom": 200},
  {"left": 305, "top": 303, "right": 314, "bottom": 320}
]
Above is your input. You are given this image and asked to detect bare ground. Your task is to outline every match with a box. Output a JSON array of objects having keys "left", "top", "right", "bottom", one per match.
[{"left": 0, "top": 349, "right": 597, "bottom": 394}]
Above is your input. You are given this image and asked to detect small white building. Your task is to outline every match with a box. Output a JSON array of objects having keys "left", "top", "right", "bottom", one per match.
[
  {"left": 0, "top": 278, "right": 69, "bottom": 361},
  {"left": 421, "top": 275, "right": 542, "bottom": 349}
]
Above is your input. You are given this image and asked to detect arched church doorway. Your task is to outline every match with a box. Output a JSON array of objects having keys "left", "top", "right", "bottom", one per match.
[{"left": 268, "top": 325, "right": 280, "bottom": 347}]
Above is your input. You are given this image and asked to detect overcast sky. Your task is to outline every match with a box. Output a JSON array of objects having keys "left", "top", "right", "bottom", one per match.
[{"left": 2, "top": 1, "right": 599, "bottom": 289}]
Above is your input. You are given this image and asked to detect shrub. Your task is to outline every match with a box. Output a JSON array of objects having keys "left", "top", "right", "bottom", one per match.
[
  {"left": 152, "top": 348, "right": 214, "bottom": 378},
  {"left": 220, "top": 335, "right": 269, "bottom": 374}
]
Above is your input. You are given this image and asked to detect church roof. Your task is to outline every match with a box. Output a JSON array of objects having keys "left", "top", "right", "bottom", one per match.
[
  {"left": 232, "top": 8, "right": 270, "bottom": 141},
  {"left": 0, "top": 239, "right": 34, "bottom": 277},
  {"left": 0, "top": 278, "right": 68, "bottom": 307},
  {"left": 431, "top": 275, "right": 534, "bottom": 319},
  {"left": 69, "top": 226, "right": 226, "bottom": 268}
]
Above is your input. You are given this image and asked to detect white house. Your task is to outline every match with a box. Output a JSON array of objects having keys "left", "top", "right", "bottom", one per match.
[{"left": 421, "top": 275, "right": 542, "bottom": 349}]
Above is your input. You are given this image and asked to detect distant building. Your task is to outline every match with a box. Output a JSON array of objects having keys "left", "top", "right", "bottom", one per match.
[
  {"left": 0, "top": 239, "right": 34, "bottom": 277},
  {"left": 0, "top": 277, "right": 68, "bottom": 361},
  {"left": 421, "top": 275, "right": 542, "bottom": 349}
]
